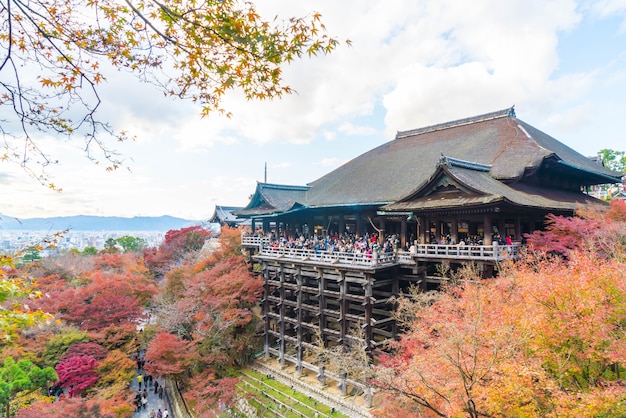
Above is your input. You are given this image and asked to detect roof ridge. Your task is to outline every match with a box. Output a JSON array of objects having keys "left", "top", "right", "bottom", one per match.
[
  {"left": 258, "top": 182, "right": 310, "bottom": 191},
  {"left": 396, "top": 106, "right": 515, "bottom": 139}
]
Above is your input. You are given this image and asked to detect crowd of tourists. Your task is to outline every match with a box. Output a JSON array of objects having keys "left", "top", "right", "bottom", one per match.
[
  {"left": 247, "top": 230, "right": 518, "bottom": 255},
  {"left": 252, "top": 231, "right": 405, "bottom": 255}
]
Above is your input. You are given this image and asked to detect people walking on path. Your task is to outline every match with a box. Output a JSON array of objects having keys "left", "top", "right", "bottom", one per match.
[{"left": 132, "top": 350, "right": 170, "bottom": 418}]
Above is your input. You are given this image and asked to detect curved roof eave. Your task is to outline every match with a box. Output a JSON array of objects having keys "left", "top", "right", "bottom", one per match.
[{"left": 556, "top": 160, "right": 623, "bottom": 184}]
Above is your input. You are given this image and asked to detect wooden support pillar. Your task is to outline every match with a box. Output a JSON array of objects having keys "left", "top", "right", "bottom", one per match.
[
  {"left": 483, "top": 215, "right": 492, "bottom": 246},
  {"left": 317, "top": 270, "right": 326, "bottom": 347},
  {"left": 339, "top": 272, "right": 347, "bottom": 346},
  {"left": 262, "top": 220, "right": 269, "bottom": 234},
  {"left": 451, "top": 218, "right": 459, "bottom": 244},
  {"left": 295, "top": 267, "right": 303, "bottom": 374},
  {"left": 363, "top": 275, "right": 373, "bottom": 352},
  {"left": 400, "top": 219, "right": 407, "bottom": 248},
  {"left": 391, "top": 277, "right": 399, "bottom": 340},
  {"left": 515, "top": 216, "right": 521, "bottom": 241},
  {"left": 308, "top": 218, "right": 315, "bottom": 238},
  {"left": 338, "top": 215, "right": 345, "bottom": 236},
  {"left": 278, "top": 264, "right": 286, "bottom": 366},
  {"left": 263, "top": 263, "right": 271, "bottom": 358},
  {"left": 379, "top": 218, "right": 386, "bottom": 243},
  {"left": 356, "top": 213, "right": 363, "bottom": 236},
  {"left": 419, "top": 216, "right": 428, "bottom": 244}
]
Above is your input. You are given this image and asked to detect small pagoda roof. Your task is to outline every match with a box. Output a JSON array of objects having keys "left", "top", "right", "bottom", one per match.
[
  {"left": 234, "top": 182, "right": 310, "bottom": 217},
  {"left": 208, "top": 205, "right": 245, "bottom": 225}
]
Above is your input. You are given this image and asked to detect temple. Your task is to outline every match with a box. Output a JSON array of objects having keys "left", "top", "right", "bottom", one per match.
[{"left": 235, "top": 107, "right": 622, "bottom": 392}]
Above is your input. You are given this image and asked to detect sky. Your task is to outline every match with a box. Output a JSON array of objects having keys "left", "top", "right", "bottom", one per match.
[{"left": 1, "top": 0, "right": 626, "bottom": 221}]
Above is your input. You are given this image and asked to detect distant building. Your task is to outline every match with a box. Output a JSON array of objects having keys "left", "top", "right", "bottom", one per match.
[{"left": 208, "top": 205, "right": 246, "bottom": 227}]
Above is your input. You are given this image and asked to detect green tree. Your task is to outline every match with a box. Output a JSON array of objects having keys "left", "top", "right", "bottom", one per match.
[
  {"left": 595, "top": 149, "right": 625, "bottom": 201},
  {"left": 599, "top": 149, "right": 626, "bottom": 173},
  {"left": 81, "top": 246, "right": 98, "bottom": 256},
  {"left": 1, "top": 0, "right": 343, "bottom": 185},
  {"left": 115, "top": 236, "right": 146, "bottom": 253},
  {"left": 0, "top": 357, "right": 57, "bottom": 418},
  {"left": 102, "top": 238, "right": 119, "bottom": 254},
  {"left": 598, "top": 148, "right": 626, "bottom": 173},
  {"left": 20, "top": 247, "right": 41, "bottom": 263}
]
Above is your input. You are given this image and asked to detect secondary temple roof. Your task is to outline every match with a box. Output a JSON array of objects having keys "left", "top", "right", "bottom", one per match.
[{"left": 235, "top": 107, "right": 622, "bottom": 217}]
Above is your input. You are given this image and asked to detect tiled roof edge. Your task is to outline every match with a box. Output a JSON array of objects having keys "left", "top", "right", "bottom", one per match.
[{"left": 396, "top": 106, "right": 515, "bottom": 139}]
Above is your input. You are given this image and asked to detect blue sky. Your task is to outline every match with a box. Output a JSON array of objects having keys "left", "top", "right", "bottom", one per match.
[{"left": 1, "top": 0, "right": 625, "bottom": 220}]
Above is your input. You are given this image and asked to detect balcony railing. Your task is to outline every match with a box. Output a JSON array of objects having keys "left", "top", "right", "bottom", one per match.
[{"left": 242, "top": 236, "right": 523, "bottom": 268}]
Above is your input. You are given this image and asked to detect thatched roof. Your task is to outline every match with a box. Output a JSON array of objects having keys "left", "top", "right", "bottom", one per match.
[
  {"left": 304, "top": 107, "right": 620, "bottom": 208},
  {"left": 236, "top": 108, "right": 621, "bottom": 217}
]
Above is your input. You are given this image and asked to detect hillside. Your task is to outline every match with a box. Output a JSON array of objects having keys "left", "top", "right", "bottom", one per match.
[{"left": 0, "top": 214, "right": 202, "bottom": 231}]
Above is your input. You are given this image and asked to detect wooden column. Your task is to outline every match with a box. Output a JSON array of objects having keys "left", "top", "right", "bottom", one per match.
[
  {"left": 317, "top": 270, "right": 326, "bottom": 347},
  {"left": 515, "top": 216, "right": 521, "bottom": 241},
  {"left": 400, "top": 218, "right": 407, "bottom": 248},
  {"left": 483, "top": 215, "right": 492, "bottom": 245},
  {"left": 451, "top": 217, "right": 459, "bottom": 244},
  {"left": 278, "top": 264, "right": 286, "bottom": 366},
  {"left": 391, "top": 276, "right": 399, "bottom": 340},
  {"left": 263, "top": 262, "right": 271, "bottom": 358},
  {"left": 339, "top": 272, "right": 347, "bottom": 346},
  {"left": 338, "top": 215, "right": 345, "bottom": 236},
  {"left": 363, "top": 275, "right": 373, "bottom": 352},
  {"left": 295, "top": 267, "right": 303, "bottom": 373},
  {"left": 419, "top": 216, "right": 428, "bottom": 244}
]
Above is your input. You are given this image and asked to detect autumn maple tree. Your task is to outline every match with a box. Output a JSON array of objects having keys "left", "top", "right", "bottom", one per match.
[
  {"left": 0, "top": 256, "right": 51, "bottom": 343},
  {"left": 55, "top": 355, "right": 100, "bottom": 396},
  {"left": 146, "top": 226, "right": 262, "bottom": 413},
  {"left": 0, "top": 0, "right": 343, "bottom": 184},
  {"left": 144, "top": 332, "right": 191, "bottom": 378},
  {"left": 374, "top": 207, "right": 626, "bottom": 417}
]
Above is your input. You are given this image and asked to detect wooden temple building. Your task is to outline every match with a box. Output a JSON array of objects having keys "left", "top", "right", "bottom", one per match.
[{"left": 235, "top": 107, "right": 622, "bottom": 388}]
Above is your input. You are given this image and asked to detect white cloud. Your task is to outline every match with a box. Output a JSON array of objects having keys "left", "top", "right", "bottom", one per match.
[{"left": 4, "top": 0, "right": 626, "bottom": 218}]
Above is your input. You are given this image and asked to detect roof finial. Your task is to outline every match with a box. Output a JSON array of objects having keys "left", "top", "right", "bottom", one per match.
[
  {"left": 508, "top": 106, "right": 516, "bottom": 117},
  {"left": 438, "top": 153, "right": 450, "bottom": 167}
]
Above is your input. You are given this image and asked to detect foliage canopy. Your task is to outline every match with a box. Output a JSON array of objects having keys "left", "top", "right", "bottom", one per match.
[{"left": 1, "top": 0, "right": 343, "bottom": 185}]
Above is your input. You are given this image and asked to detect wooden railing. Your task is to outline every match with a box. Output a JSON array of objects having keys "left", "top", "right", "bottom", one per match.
[
  {"left": 242, "top": 236, "right": 522, "bottom": 267},
  {"left": 253, "top": 246, "right": 398, "bottom": 268},
  {"left": 414, "top": 243, "right": 523, "bottom": 261}
]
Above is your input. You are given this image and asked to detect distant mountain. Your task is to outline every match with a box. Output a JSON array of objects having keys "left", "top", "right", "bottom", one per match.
[{"left": 0, "top": 214, "right": 203, "bottom": 231}]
